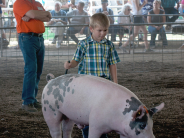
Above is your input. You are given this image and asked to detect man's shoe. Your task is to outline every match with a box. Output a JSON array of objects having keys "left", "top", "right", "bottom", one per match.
[
  {"left": 22, "top": 104, "right": 37, "bottom": 112},
  {"left": 34, "top": 102, "right": 42, "bottom": 109}
]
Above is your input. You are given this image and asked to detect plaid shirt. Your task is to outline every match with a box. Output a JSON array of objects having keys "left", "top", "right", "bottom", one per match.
[{"left": 72, "top": 35, "right": 120, "bottom": 79}]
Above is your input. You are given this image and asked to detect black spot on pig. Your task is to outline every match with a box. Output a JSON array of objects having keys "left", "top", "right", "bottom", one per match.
[
  {"left": 44, "top": 107, "right": 46, "bottom": 111},
  {"left": 44, "top": 100, "right": 49, "bottom": 105},
  {"left": 67, "top": 87, "right": 70, "bottom": 92},
  {"left": 149, "top": 107, "right": 158, "bottom": 117},
  {"left": 72, "top": 89, "right": 75, "bottom": 94},
  {"left": 123, "top": 97, "right": 142, "bottom": 115},
  {"left": 129, "top": 111, "right": 148, "bottom": 135},
  {"left": 53, "top": 88, "right": 64, "bottom": 103},
  {"left": 55, "top": 100, "right": 59, "bottom": 109},
  {"left": 49, "top": 105, "right": 55, "bottom": 112}
]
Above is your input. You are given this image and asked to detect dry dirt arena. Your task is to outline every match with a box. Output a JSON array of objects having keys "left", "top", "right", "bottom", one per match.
[{"left": 0, "top": 44, "right": 184, "bottom": 138}]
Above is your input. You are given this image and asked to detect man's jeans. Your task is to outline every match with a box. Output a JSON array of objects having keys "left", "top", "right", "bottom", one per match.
[
  {"left": 148, "top": 26, "right": 168, "bottom": 46},
  {"left": 164, "top": 8, "right": 179, "bottom": 22},
  {"left": 67, "top": 27, "right": 89, "bottom": 44},
  {"left": 19, "top": 33, "right": 45, "bottom": 105}
]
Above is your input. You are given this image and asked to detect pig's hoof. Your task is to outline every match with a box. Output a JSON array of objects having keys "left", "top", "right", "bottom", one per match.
[{"left": 46, "top": 73, "right": 55, "bottom": 82}]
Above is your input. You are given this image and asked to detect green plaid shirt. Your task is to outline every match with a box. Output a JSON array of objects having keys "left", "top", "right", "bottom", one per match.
[{"left": 72, "top": 35, "right": 120, "bottom": 79}]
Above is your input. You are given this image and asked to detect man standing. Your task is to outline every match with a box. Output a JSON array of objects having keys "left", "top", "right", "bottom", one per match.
[
  {"left": 46, "top": 1, "right": 67, "bottom": 48},
  {"left": 96, "top": 0, "right": 117, "bottom": 41},
  {"left": 67, "top": 1, "right": 89, "bottom": 44},
  {"left": 13, "top": 0, "right": 51, "bottom": 112}
]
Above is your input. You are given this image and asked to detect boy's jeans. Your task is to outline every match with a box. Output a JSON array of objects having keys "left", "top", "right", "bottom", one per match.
[
  {"left": 82, "top": 126, "right": 108, "bottom": 138},
  {"left": 19, "top": 33, "right": 45, "bottom": 105},
  {"left": 148, "top": 26, "right": 168, "bottom": 46}
]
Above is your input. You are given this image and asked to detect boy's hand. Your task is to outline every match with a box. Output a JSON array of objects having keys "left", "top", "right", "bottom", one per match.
[{"left": 64, "top": 61, "right": 71, "bottom": 69}]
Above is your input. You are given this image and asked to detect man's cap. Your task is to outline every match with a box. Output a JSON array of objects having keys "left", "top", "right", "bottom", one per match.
[{"left": 101, "top": 0, "right": 108, "bottom": 4}]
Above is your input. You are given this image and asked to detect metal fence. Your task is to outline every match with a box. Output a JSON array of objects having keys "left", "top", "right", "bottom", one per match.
[{"left": 0, "top": 14, "right": 184, "bottom": 77}]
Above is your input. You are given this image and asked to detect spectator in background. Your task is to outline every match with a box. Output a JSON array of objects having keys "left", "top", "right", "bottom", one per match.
[
  {"left": 179, "top": 0, "right": 184, "bottom": 16},
  {"left": 141, "top": 0, "right": 154, "bottom": 22},
  {"left": 96, "top": 0, "right": 117, "bottom": 42},
  {"left": 46, "top": 1, "right": 67, "bottom": 48},
  {"left": 0, "top": 0, "right": 8, "bottom": 43},
  {"left": 138, "top": 0, "right": 154, "bottom": 41},
  {"left": 147, "top": 0, "right": 168, "bottom": 48},
  {"left": 117, "top": 3, "right": 133, "bottom": 47},
  {"left": 120, "top": 0, "right": 152, "bottom": 53},
  {"left": 56, "top": 0, "right": 74, "bottom": 13},
  {"left": 67, "top": 1, "right": 89, "bottom": 44},
  {"left": 161, "top": 0, "right": 180, "bottom": 30}
]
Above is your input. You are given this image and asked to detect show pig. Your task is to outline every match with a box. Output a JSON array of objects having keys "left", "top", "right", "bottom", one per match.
[{"left": 42, "top": 74, "right": 164, "bottom": 138}]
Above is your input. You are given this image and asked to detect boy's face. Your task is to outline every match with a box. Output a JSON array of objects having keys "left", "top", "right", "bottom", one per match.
[{"left": 90, "top": 26, "right": 108, "bottom": 42}]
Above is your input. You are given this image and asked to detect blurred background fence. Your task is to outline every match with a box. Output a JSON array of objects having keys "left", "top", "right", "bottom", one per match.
[{"left": 0, "top": 15, "right": 184, "bottom": 77}]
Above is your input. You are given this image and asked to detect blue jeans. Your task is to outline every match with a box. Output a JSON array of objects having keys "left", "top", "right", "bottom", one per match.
[
  {"left": 148, "top": 26, "right": 168, "bottom": 46},
  {"left": 164, "top": 7, "right": 179, "bottom": 22},
  {"left": 82, "top": 126, "right": 108, "bottom": 138},
  {"left": 19, "top": 33, "right": 45, "bottom": 105},
  {"left": 108, "top": 26, "right": 117, "bottom": 41},
  {"left": 67, "top": 27, "right": 89, "bottom": 44}
]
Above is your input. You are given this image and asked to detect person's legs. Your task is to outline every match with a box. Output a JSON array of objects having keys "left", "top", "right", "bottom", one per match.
[
  {"left": 159, "top": 27, "right": 168, "bottom": 46},
  {"left": 109, "top": 26, "right": 117, "bottom": 41},
  {"left": 118, "top": 26, "right": 125, "bottom": 46},
  {"left": 0, "top": 14, "right": 7, "bottom": 40},
  {"left": 148, "top": 26, "right": 157, "bottom": 46},
  {"left": 140, "top": 25, "right": 149, "bottom": 49},
  {"left": 82, "top": 126, "right": 108, "bottom": 138},
  {"left": 83, "top": 27, "right": 90, "bottom": 38},
  {"left": 67, "top": 27, "right": 79, "bottom": 44},
  {"left": 123, "top": 26, "right": 139, "bottom": 47},
  {"left": 34, "top": 36, "right": 45, "bottom": 104},
  {"left": 19, "top": 33, "right": 44, "bottom": 106}
]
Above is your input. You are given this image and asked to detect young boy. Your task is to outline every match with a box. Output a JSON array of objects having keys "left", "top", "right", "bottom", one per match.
[{"left": 64, "top": 13, "right": 120, "bottom": 138}]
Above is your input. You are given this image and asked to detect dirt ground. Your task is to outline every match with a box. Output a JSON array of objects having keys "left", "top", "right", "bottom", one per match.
[{"left": 0, "top": 48, "right": 184, "bottom": 138}]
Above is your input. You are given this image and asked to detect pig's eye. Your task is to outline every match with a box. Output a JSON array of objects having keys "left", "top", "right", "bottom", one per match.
[
  {"left": 136, "top": 111, "right": 141, "bottom": 117},
  {"left": 139, "top": 123, "right": 146, "bottom": 129}
]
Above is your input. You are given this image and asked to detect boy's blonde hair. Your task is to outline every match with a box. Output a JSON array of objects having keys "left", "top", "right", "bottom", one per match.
[{"left": 89, "top": 13, "right": 110, "bottom": 28}]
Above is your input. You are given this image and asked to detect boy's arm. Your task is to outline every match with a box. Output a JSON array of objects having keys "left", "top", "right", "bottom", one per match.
[
  {"left": 109, "top": 64, "right": 118, "bottom": 83},
  {"left": 64, "top": 60, "right": 79, "bottom": 69}
]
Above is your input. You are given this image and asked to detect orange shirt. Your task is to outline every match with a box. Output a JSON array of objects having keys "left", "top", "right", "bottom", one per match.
[{"left": 13, "top": 0, "right": 45, "bottom": 33}]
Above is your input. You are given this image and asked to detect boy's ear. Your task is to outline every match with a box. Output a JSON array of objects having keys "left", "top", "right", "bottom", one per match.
[{"left": 89, "top": 26, "right": 93, "bottom": 33}]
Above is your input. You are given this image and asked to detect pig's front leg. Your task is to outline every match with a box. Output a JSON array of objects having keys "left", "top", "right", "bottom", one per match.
[{"left": 62, "top": 119, "right": 74, "bottom": 138}]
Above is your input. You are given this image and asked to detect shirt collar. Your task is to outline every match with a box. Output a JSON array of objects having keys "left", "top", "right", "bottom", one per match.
[{"left": 87, "top": 35, "right": 107, "bottom": 44}]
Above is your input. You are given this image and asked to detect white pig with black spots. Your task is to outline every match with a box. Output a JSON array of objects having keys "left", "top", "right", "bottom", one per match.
[{"left": 42, "top": 74, "right": 164, "bottom": 138}]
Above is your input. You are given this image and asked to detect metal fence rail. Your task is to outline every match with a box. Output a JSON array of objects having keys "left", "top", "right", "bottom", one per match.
[{"left": 0, "top": 15, "right": 184, "bottom": 76}]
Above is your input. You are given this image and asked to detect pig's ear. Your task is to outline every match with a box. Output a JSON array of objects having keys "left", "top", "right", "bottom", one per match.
[
  {"left": 148, "top": 103, "right": 164, "bottom": 117},
  {"left": 132, "top": 105, "right": 148, "bottom": 121}
]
